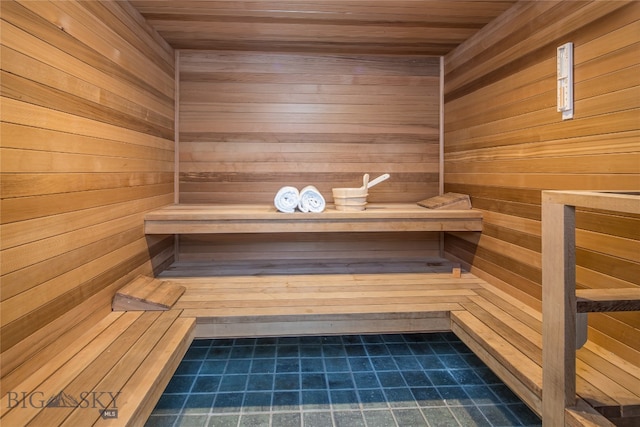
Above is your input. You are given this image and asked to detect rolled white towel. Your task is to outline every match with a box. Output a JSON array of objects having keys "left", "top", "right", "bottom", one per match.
[
  {"left": 274, "top": 186, "right": 300, "bottom": 213},
  {"left": 298, "top": 185, "right": 326, "bottom": 213}
]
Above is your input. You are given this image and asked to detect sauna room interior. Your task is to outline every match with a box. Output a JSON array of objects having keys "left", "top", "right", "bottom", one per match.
[{"left": 1, "top": 1, "right": 638, "bottom": 426}]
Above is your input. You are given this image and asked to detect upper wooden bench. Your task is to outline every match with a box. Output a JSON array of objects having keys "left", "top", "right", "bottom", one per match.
[{"left": 144, "top": 203, "right": 483, "bottom": 234}]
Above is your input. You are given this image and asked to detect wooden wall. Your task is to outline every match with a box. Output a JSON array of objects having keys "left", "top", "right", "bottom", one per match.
[
  {"left": 443, "top": 1, "right": 639, "bottom": 365},
  {"left": 177, "top": 51, "right": 442, "bottom": 262},
  {"left": 0, "top": 0, "right": 175, "bottom": 383}
]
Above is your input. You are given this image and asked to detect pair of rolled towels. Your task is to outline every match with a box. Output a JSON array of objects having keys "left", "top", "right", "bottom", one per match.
[{"left": 274, "top": 185, "right": 326, "bottom": 213}]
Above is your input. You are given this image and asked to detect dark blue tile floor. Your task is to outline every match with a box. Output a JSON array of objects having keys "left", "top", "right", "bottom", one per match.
[{"left": 146, "top": 333, "right": 541, "bottom": 427}]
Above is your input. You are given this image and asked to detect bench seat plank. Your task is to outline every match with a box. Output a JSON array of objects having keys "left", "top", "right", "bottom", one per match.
[
  {"left": 0, "top": 312, "right": 124, "bottom": 405},
  {"left": 27, "top": 312, "right": 163, "bottom": 426},
  {"left": 59, "top": 310, "right": 185, "bottom": 426},
  {"left": 99, "top": 314, "right": 195, "bottom": 426},
  {"left": 1, "top": 311, "right": 141, "bottom": 425},
  {"left": 576, "top": 288, "right": 640, "bottom": 312},
  {"left": 1, "top": 311, "right": 194, "bottom": 427},
  {"left": 182, "top": 303, "right": 465, "bottom": 321},
  {"left": 144, "top": 203, "right": 483, "bottom": 234},
  {"left": 577, "top": 344, "right": 640, "bottom": 409},
  {"left": 451, "top": 309, "right": 544, "bottom": 412}
]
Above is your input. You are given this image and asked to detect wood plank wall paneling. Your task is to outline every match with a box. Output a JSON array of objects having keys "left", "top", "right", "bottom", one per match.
[
  {"left": 0, "top": 0, "right": 175, "bottom": 377},
  {"left": 443, "top": 1, "right": 640, "bottom": 365},
  {"left": 178, "top": 51, "right": 441, "bottom": 262},
  {"left": 179, "top": 232, "right": 441, "bottom": 264}
]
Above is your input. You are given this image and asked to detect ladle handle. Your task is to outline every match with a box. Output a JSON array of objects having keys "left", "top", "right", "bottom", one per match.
[{"left": 367, "top": 173, "right": 390, "bottom": 189}]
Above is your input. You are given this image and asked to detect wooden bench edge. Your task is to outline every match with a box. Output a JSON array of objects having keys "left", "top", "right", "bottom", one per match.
[{"left": 102, "top": 313, "right": 195, "bottom": 426}]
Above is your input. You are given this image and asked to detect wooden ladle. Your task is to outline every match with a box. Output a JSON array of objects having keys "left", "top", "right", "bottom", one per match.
[
  {"left": 367, "top": 173, "right": 390, "bottom": 189},
  {"left": 362, "top": 173, "right": 370, "bottom": 190}
]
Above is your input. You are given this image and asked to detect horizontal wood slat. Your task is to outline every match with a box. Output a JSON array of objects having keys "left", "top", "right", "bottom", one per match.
[{"left": 0, "top": 0, "right": 175, "bottom": 376}]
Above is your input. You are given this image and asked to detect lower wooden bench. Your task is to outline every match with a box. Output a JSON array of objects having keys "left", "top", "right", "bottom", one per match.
[
  {"left": 0, "top": 310, "right": 195, "bottom": 427},
  {"left": 160, "top": 260, "right": 640, "bottom": 426},
  {"left": 451, "top": 285, "right": 640, "bottom": 427}
]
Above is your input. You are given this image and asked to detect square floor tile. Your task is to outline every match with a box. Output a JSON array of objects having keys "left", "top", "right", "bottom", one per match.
[
  {"left": 326, "top": 372, "right": 355, "bottom": 389},
  {"left": 241, "top": 392, "right": 271, "bottom": 413},
  {"left": 153, "top": 394, "right": 187, "bottom": 415},
  {"left": 200, "top": 361, "right": 226, "bottom": 375},
  {"left": 271, "top": 412, "right": 301, "bottom": 426},
  {"left": 449, "top": 405, "right": 492, "bottom": 426},
  {"left": 411, "top": 386, "right": 444, "bottom": 407},
  {"left": 393, "top": 408, "right": 428, "bottom": 426},
  {"left": 274, "top": 373, "right": 300, "bottom": 390},
  {"left": 252, "top": 346, "right": 276, "bottom": 358},
  {"left": 478, "top": 403, "right": 524, "bottom": 426},
  {"left": 206, "top": 415, "right": 238, "bottom": 427},
  {"left": 237, "top": 413, "right": 269, "bottom": 427},
  {"left": 421, "top": 406, "right": 459, "bottom": 426},
  {"left": 362, "top": 409, "right": 396, "bottom": 427},
  {"left": 301, "top": 390, "right": 330, "bottom": 409},
  {"left": 246, "top": 374, "right": 273, "bottom": 391},
  {"left": 211, "top": 393, "right": 243, "bottom": 413},
  {"left": 377, "top": 371, "right": 406, "bottom": 388},
  {"left": 385, "top": 387, "right": 418, "bottom": 409},
  {"left": 271, "top": 391, "right": 299, "bottom": 411},
  {"left": 175, "top": 361, "right": 203, "bottom": 376},
  {"left": 330, "top": 389, "right": 360, "bottom": 410},
  {"left": 276, "top": 359, "right": 300, "bottom": 373},
  {"left": 249, "top": 359, "right": 275, "bottom": 374},
  {"left": 218, "top": 375, "right": 248, "bottom": 392},
  {"left": 302, "top": 373, "right": 327, "bottom": 389},
  {"left": 352, "top": 372, "right": 380, "bottom": 389},
  {"left": 300, "top": 358, "right": 324, "bottom": 373},
  {"left": 333, "top": 410, "right": 366, "bottom": 427},
  {"left": 357, "top": 388, "right": 388, "bottom": 409},
  {"left": 303, "top": 411, "right": 332, "bottom": 427},
  {"left": 183, "top": 394, "right": 215, "bottom": 415}
]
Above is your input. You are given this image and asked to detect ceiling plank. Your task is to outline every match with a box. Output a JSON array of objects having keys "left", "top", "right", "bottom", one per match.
[{"left": 130, "top": 0, "right": 518, "bottom": 55}]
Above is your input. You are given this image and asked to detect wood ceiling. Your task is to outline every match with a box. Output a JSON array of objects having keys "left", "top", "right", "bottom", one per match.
[{"left": 130, "top": 1, "right": 519, "bottom": 55}]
